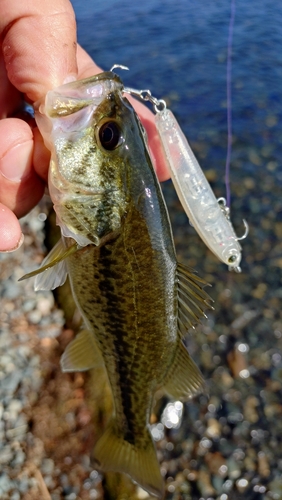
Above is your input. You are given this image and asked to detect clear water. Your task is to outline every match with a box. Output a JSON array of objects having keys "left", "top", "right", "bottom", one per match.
[
  {"left": 70, "top": 0, "right": 282, "bottom": 237},
  {"left": 71, "top": 0, "right": 282, "bottom": 152}
]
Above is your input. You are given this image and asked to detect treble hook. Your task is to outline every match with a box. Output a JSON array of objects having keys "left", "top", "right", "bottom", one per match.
[
  {"left": 110, "top": 64, "right": 129, "bottom": 72},
  {"left": 217, "top": 197, "right": 248, "bottom": 242},
  {"left": 236, "top": 219, "right": 249, "bottom": 241}
]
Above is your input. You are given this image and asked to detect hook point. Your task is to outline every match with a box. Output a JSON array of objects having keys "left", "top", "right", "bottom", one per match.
[{"left": 237, "top": 219, "right": 249, "bottom": 241}]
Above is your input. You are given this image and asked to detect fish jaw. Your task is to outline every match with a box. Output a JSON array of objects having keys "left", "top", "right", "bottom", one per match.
[
  {"left": 34, "top": 71, "right": 123, "bottom": 151},
  {"left": 35, "top": 72, "right": 130, "bottom": 247}
]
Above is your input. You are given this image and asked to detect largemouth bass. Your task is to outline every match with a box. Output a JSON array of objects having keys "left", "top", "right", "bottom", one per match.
[{"left": 21, "top": 71, "right": 213, "bottom": 498}]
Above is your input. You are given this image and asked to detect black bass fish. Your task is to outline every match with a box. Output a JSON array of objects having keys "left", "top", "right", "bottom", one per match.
[{"left": 21, "top": 71, "right": 212, "bottom": 498}]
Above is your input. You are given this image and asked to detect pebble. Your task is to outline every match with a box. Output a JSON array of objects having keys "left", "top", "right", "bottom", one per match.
[
  {"left": 37, "top": 295, "right": 54, "bottom": 315},
  {"left": 0, "top": 130, "right": 282, "bottom": 500},
  {"left": 12, "top": 449, "right": 26, "bottom": 466},
  {"left": 8, "top": 399, "right": 23, "bottom": 418},
  {"left": 17, "top": 476, "right": 30, "bottom": 493},
  {"left": 196, "top": 469, "right": 216, "bottom": 496},
  {"left": 236, "top": 477, "right": 249, "bottom": 493},
  {"left": 27, "top": 309, "right": 42, "bottom": 324},
  {"left": 243, "top": 395, "right": 259, "bottom": 423},
  {"left": 258, "top": 451, "right": 270, "bottom": 478},
  {"left": 1, "top": 371, "right": 23, "bottom": 394},
  {"left": 206, "top": 418, "right": 221, "bottom": 438},
  {"left": 0, "top": 473, "right": 13, "bottom": 493},
  {"left": 226, "top": 458, "right": 241, "bottom": 479},
  {"left": 42, "top": 458, "right": 55, "bottom": 475},
  {"left": 10, "top": 492, "right": 20, "bottom": 500},
  {"left": 0, "top": 206, "right": 65, "bottom": 496},
  {"left": 22, "top": 298, "right": 37, "bottom": 312},
  {"left": 0, "top": 447, "right": 14, "bottom": 465}
]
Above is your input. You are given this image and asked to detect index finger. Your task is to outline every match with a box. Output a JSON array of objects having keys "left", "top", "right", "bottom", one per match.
[{"left": 0, "top": 0, "right": 78, "bottom": 102}]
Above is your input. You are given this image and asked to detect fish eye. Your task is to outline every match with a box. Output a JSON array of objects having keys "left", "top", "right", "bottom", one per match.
[{"left": 98, "top": 120, "right": 121, "bottom": 150}]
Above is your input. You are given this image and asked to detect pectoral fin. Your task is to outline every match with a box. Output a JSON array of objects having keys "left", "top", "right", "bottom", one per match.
[
  {"left": 19, "top": 239, "right": 79, "bottom": 290},
  {"left": 60, "top": 329, "right": 104, "bottom": 372},
  {"left": 163, "top": 342, "right": 205, "bottom": 401}
]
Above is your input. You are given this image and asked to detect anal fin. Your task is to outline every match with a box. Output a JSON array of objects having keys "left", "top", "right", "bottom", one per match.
[
  {"left": 163, "top": 342, "right": 204, "bottom": 401},
  {"left": 92, "top": 421, "right": 164, "bottom": 498},
  {"left": 60, "top": 329, "right": 104, "bottom": 372}
]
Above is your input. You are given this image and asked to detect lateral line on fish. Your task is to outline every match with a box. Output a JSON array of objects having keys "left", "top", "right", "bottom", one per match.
[{"left": 121, "top": 235, "right": 139, "bottom": 380}]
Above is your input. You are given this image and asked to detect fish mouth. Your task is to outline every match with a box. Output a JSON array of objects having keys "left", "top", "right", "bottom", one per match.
[{"left": 34, "top": 70, "right": 123, "bottom": 110}]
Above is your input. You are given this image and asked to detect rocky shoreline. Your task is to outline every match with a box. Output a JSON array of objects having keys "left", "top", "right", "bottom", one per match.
[{"left": 1, "top": 168, "right": 282, "bottom": 499}]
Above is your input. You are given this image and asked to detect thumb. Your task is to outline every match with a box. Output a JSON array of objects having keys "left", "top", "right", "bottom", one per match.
[
  {"left": 0, "top": 203, "right": 24, "bottom": 252},
  {"left": 0, "top": 0, "right": 78, "bottom": 252}
]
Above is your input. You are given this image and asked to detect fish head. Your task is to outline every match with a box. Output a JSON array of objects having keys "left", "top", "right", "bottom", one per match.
[{"left": 35, "top": 71, "right": 141, "bottom": 247}]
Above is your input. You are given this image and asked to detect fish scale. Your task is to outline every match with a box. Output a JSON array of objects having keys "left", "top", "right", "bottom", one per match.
[
  {"left": 65, "top": 199, "right": 177, "bottom": 446},
  {"left": 20, "top": 71, "right": 213, "bottom": 498}
]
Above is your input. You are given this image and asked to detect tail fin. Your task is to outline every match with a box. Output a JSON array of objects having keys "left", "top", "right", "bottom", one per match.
[{"left": 92, "top": 422, "right": 164, "bottom": 498}]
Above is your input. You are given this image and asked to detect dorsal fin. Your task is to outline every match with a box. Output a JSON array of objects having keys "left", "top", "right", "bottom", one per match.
[{"left": 177, "top": 263, "right": 214, "bottom": 336}]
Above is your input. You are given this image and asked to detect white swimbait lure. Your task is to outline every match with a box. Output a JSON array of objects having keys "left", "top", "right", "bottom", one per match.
[{"left": 124, "top": 87, "right": 248, "bottom": 273}]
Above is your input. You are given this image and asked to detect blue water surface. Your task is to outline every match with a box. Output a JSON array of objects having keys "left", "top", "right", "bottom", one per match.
[
  {"left": 71, "top": 0, "right": 282, "bottom": 178},
  {"left": 70, "top": 0, "right": 282, "bottom": 259},
  {"left": 67, "top": 4, "right": 282, "bottom": 494}
]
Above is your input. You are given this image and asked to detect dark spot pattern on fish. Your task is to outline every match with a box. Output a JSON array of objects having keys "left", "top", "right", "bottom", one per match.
[
  {"left": 66, "top": 197, "right": 177, "bottom": 450},
  {"left": 32, "top": 72, "right": 213, "bottom": 496}
]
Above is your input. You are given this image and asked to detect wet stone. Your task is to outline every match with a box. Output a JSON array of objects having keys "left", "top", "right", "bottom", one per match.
[
  {"left": 41, "top": 458, "right": 55, "bottom": 475},
  {"left": 22, "top": 298, "right": 36, "bottom": 313},
  {"left": 27, "top": 310, "right": 42, "bottom": 324},
  {"left": 206, "top": 418, "right": 221, "bottom": 438},
  {"left": 10, "top": 492, "right": 21, "bottom": 500},
  {"left": 0, "top": 447, "right": 14, "bottom": 465},
  {"left": 0, "top": 473, "right": 13, "bottom": 493},
  {"left": 1, "top": 371, "right": 23, "bottom": 394}
]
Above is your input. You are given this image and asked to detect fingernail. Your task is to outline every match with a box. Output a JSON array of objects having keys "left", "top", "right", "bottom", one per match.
[
  {"left": 0, "top": 233, "right": 24, "bottom": 253},
  {"left": 0, "top": 141, "right": 33, "bottom": 182},
  {"left": 63, "top": 74, "right": 77, "bottom": 84}
]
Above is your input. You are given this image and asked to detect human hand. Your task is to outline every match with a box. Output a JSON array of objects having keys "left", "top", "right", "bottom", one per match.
[{"left": 0, "top": 0, "right": 168, "bottom": 253}]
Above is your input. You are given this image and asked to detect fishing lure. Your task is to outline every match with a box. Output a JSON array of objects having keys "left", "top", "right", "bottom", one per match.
[{"left": 124, "top": 86, "right": 248, "bottom": 273}]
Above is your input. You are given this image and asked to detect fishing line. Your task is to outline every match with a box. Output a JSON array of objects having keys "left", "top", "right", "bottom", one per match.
[
  {"left": 123, "top": 9, "right": 248, "bottom": 272},
  {"left": 225, "top": 0, "right": 236, "bottom": 208}
]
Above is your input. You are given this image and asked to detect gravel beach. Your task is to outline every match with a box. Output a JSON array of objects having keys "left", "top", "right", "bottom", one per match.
[
  {"left": 1, "top": 154, "right": 282, "bottom": 500},
  {"left": 2, "top": 0, "right": 282, "bottom": 497}
]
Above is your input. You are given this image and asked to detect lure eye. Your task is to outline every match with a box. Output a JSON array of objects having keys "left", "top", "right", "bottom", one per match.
[
  {"left": 228, "top": 254, "right": 237, "bottom": 264},
  {"left": 98, "top": 121, "right": 121, "bottom": 150}
]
